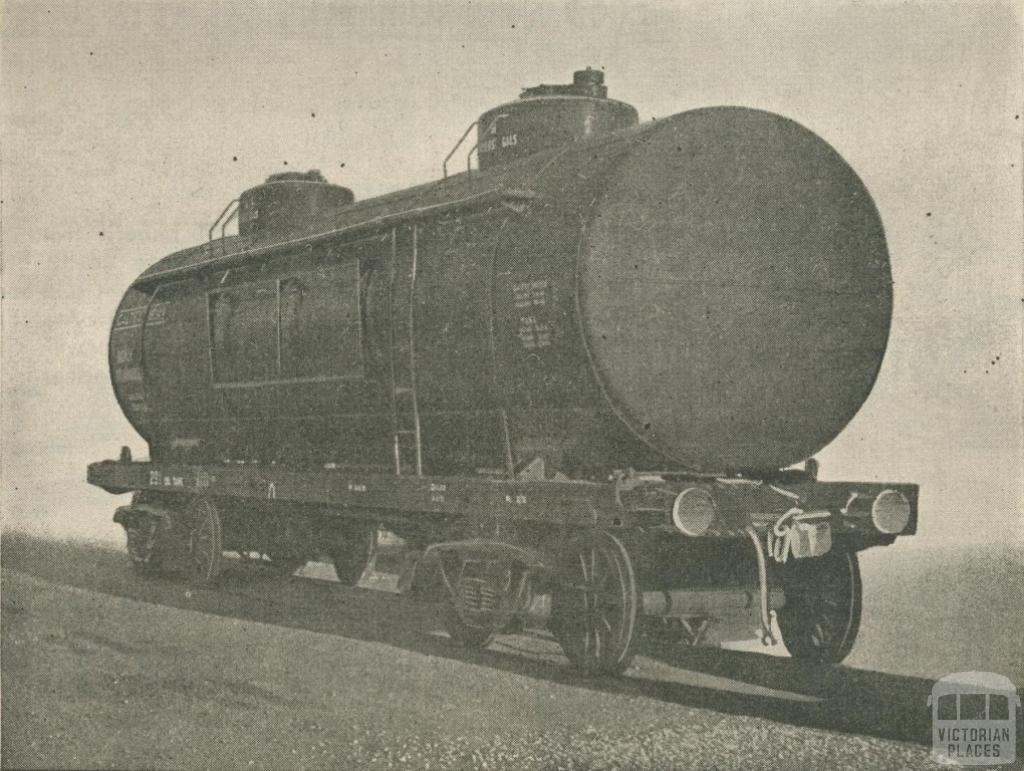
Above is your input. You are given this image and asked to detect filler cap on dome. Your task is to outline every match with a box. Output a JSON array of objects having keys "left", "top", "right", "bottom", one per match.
[
  {"left": 238, "top": 169, "right": 354, "bottom": 238},
  {"left": 520, "top": 67, "right": 608, "bottom": 99},
  {"left": 476, "top": 67, "right": 638, "bottom": 170}
]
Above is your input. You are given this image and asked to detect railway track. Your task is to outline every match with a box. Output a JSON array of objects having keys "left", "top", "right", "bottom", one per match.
[{"left": 2, "top": 531, "right": 958, "bottom": 770}]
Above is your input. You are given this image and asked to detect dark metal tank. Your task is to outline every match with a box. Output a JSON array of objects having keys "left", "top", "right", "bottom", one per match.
[
  {"left": 476, "top": 68, "right": 638, "bottom": 170},
  {"left": 109, "top": 70, "right": 891, "bottom": 477}
]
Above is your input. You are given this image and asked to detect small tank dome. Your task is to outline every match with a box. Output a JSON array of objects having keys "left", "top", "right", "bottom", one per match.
[
  {"left": 238, "top": 169, "right": 354, "bottom": 238},
  {"left": 475, "top": 68, "right": 638, "bottom": 170}
]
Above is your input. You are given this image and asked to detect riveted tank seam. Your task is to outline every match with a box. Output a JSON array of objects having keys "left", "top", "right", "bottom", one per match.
[
  {"left": 107, "top": 290, "right": 152, "bottom": 442},
  {"left": 570, "top": 123, "right": 695, "bottom": 472},
  {"left": 485, "top": 213, "right": 517, "bottom": 478},
  {"left": 132, "top": 283, "right": 175, "bottom": 445}
]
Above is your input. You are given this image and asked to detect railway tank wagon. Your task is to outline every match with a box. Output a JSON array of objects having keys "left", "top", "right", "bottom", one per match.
[{"left": 89, "top": 68, "right": 918, "bottom": 674}]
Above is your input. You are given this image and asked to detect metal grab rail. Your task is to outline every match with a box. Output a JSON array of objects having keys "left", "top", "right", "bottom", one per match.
[
  {"left": 464, "top": 113, "right": 508, "bottom": 175},
  {"left": 208, "top": 198, "right": 240, "bottom": 252},
  {"left": 443, "top": 121, "right": 477, "bottom": 179},
  {"left": 442, "top": 113, "right": 509, "bottom": 178}
]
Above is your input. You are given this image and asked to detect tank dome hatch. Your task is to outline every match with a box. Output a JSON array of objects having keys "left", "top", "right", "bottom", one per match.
[
  {"left": 475, "top": 67, "right": 638, "bottom": 171},
  {"left": 238, "top": 169, "right": 354, "bottom": 238}
]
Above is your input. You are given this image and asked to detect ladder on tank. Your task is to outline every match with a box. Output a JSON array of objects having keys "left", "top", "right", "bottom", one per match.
[{"left": 389, "top": 225, "right": 423, "bottom": 476}]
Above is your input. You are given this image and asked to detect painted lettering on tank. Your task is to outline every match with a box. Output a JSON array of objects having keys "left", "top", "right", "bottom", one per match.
[
  {"left": 114, "top": 302, "right": 168, "bottom": 329},
  {"left": 512, "top": 280, "right": 549, "bottom": 309},
  {"left": 513, "top": 280, "right": 553, "bottom": 349},
  {"left": 518, "top": 316, "right": 552, "bottom": 350},
  {"left": 114, "top": 307, "right": 147, "bottom": 329},
  {"left": 148, "top": 303, "right": 168, "bottom": 325}
]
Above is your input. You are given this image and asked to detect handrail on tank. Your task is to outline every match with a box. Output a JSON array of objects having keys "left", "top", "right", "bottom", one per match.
[
  {"left": 208, "top": 198, "right": 240, "bottom": 244},
  {"left": 465, "top": 113, "right": 509, "bottom": 175},
  {"left": 219, "top": 206, "right": 240, "bottom": 255},
  {"left": 443, "top": 113, "right": 509, "bottom": 178},
  {"left": 443, "top": 121, "right": 477, "bottom": 179}
]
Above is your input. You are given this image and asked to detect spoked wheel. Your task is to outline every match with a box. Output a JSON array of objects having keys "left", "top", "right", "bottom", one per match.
[
  {"left": 551, "top": 531, "right": 639, "bottom": 676},
  {"left": 330, "top": 522, "right": 378, "bottom": 586},
  {"left": 187, "top": 498, "right": 223, "bottom": 585},
  {"left": 777, "top": 547, "right": 862, "bottom": 664}
]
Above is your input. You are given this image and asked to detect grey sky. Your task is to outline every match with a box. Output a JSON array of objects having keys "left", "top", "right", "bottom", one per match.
[{"left": 2, "top": 0, "right": 1021, "bottom": 543}]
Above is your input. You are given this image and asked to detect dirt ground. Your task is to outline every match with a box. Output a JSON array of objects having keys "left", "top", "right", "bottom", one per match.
[{"left": 2, "top": 532, "right": 1021, "bottom": 770}]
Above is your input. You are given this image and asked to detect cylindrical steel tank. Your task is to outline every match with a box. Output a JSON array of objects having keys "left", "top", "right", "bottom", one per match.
[
  {"left": 575, "top": 108, "right": 891, "bottom": 471},
  {"left": 109, "top": 79, "right": 890, "bottom": 477}
]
